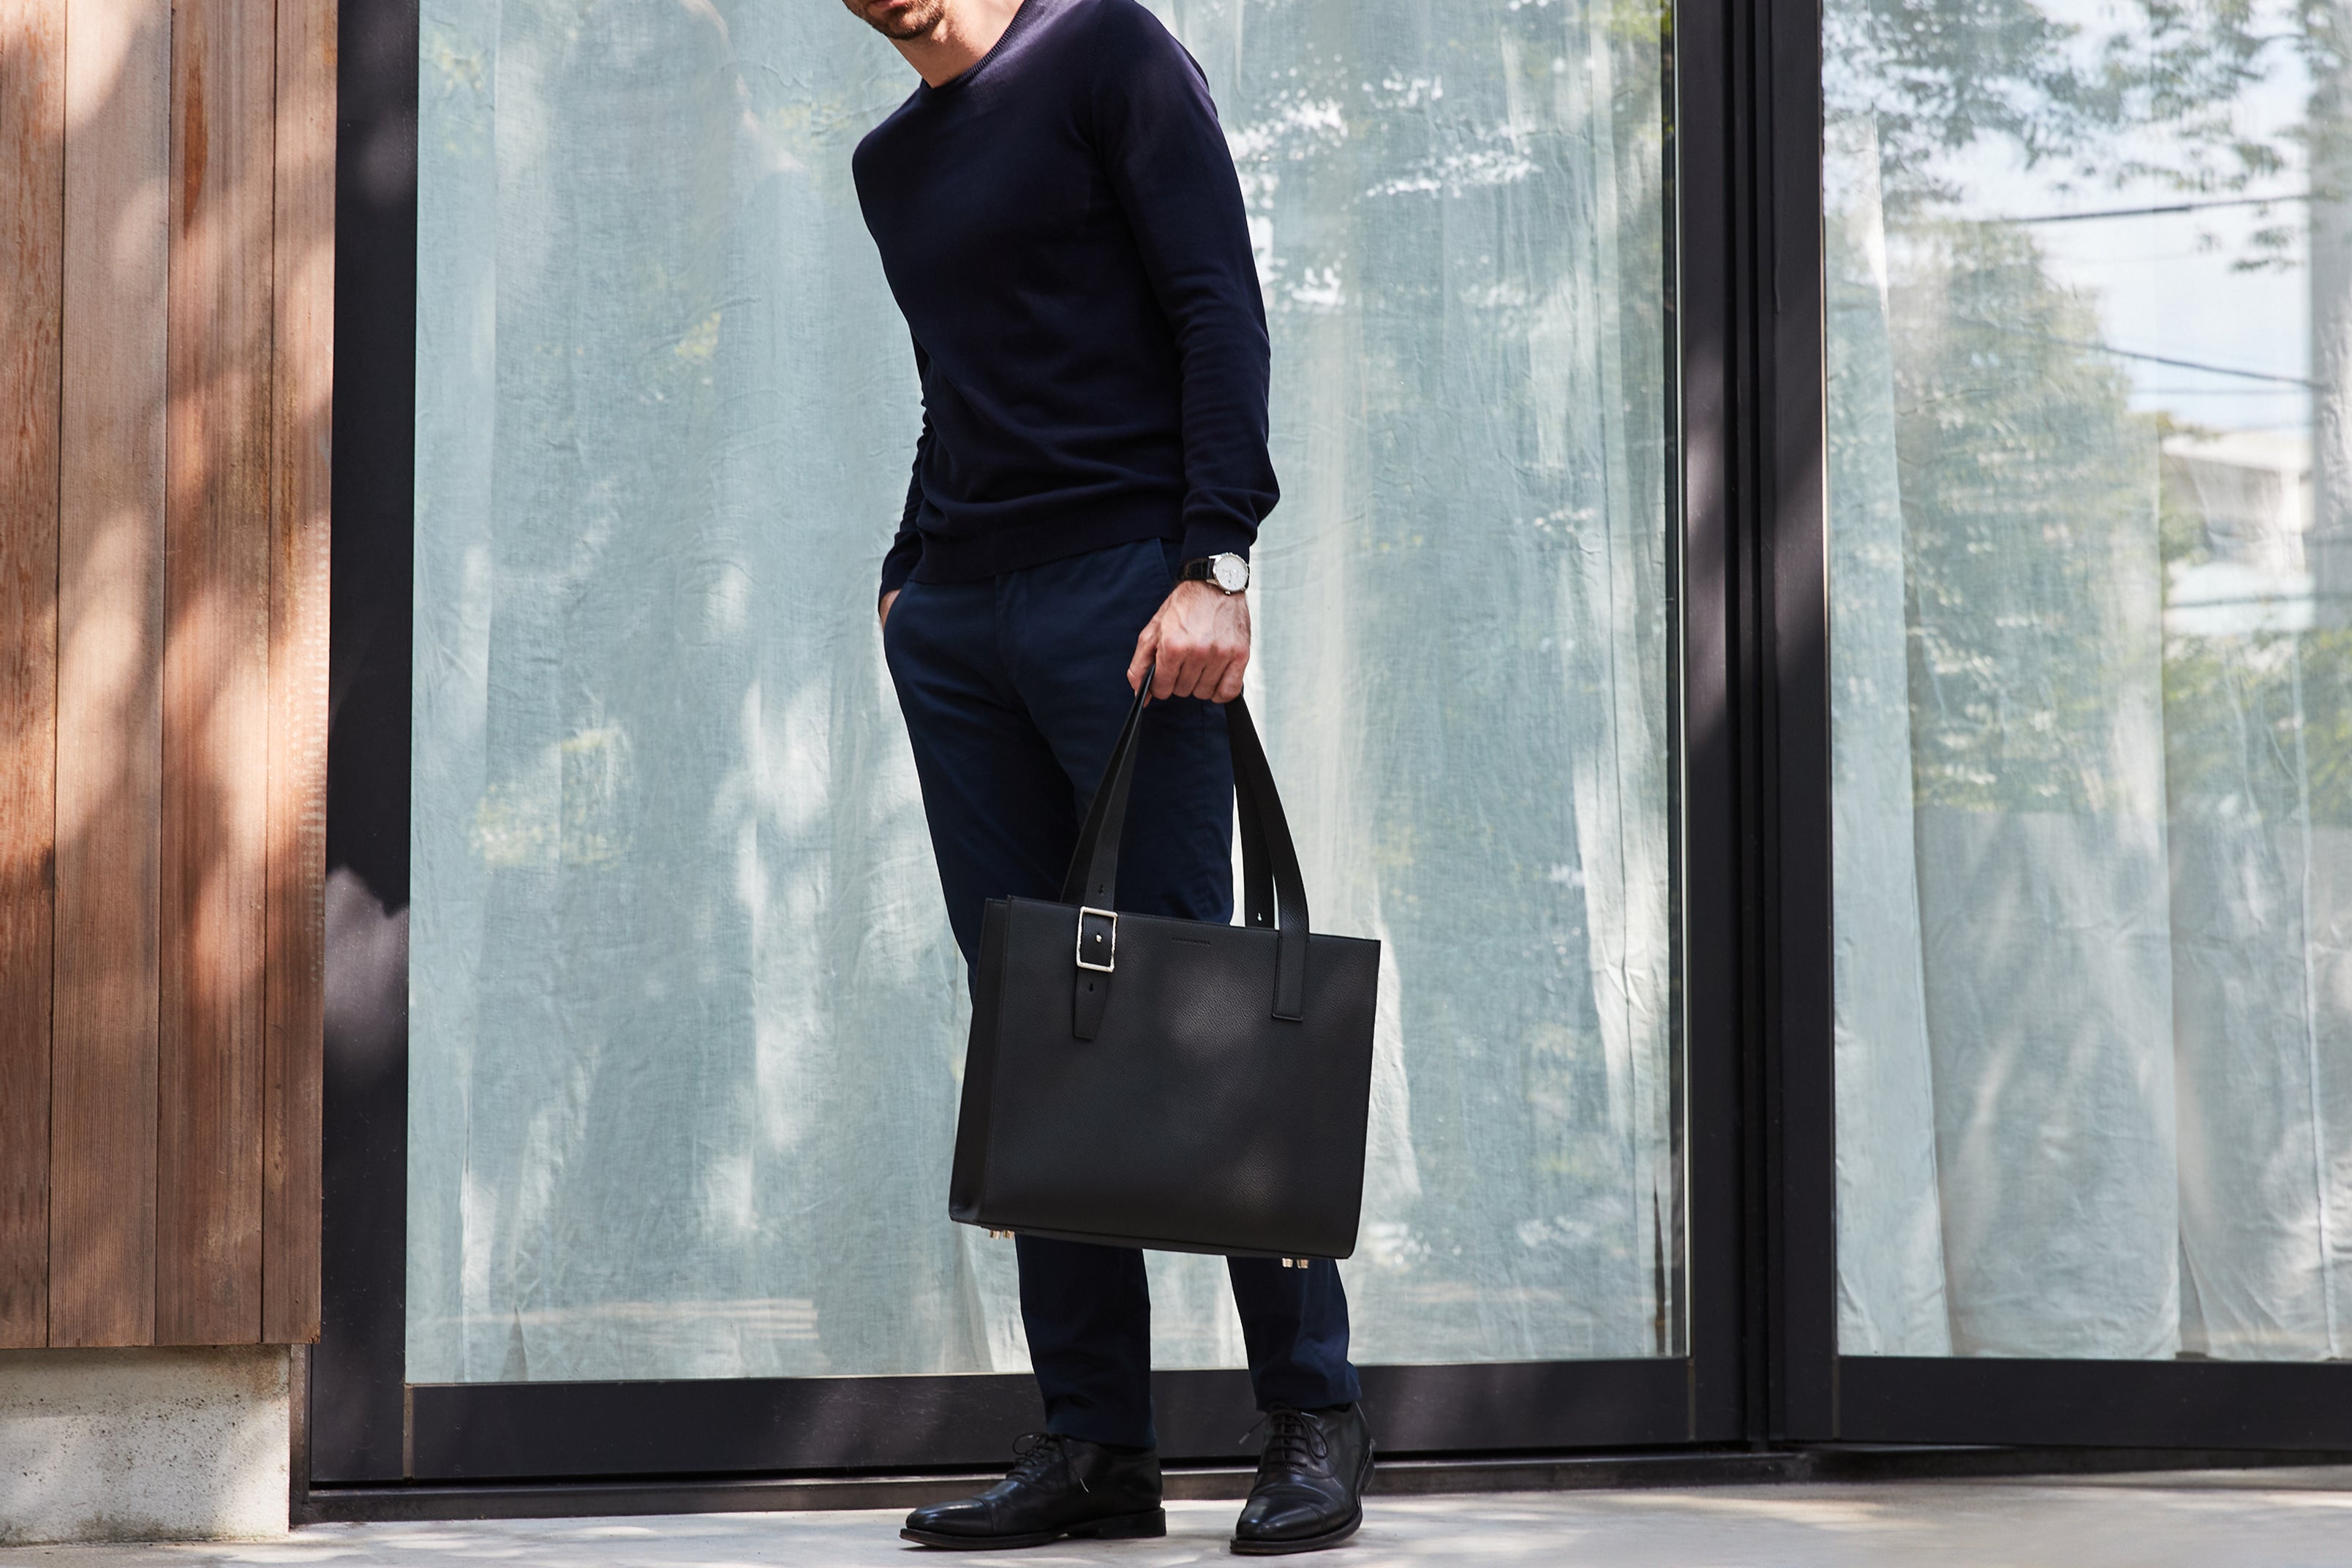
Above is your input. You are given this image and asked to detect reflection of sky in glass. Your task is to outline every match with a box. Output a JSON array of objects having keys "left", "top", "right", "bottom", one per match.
[
  {"left": 1915, "top": 0, "right": 2313, "bottom": 436},
  {"left": 1939, "top": 181, "right": 2310, "bottom": 437}
]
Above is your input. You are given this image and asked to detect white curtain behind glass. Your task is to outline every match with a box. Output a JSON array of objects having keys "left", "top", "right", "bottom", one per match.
[
  {"left": 1827, "top": 104, "right": 2352, "bottom": 1360},
  {"left": 409, "top": 0, "right": 1673, "bottom": 1383},
  {"left": 1825, "top": 121, "right": 1950, "bottom": 1355}
]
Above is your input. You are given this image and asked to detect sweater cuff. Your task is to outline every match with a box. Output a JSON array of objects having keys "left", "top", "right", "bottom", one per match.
[
  {"left": 878, "top": 534, "right": 921, "bottom": 606},
  {"left": 1177, "top": 517, "right": 1257, "bottom": 570}
]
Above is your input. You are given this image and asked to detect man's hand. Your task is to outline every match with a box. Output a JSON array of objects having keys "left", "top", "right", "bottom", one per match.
[
  {"left": 1128, "top": 580, "right": 1249, "bottom": 702},
  {"left": 880, "top": 588, "right": 901, "bottom": 630}
]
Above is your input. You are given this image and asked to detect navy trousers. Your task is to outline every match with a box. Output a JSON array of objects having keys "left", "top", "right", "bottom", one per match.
[{"left": 883, "top": 535, "right": 1360, "bottom": 1451}]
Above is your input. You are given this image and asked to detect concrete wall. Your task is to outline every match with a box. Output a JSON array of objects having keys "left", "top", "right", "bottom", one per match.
[{"left": 0, "top": 1346, "right": 289, "bottom": 1544}]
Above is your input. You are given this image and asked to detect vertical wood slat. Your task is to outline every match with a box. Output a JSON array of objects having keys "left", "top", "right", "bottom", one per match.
[
  {"left": 50, "top": 0, "right": 170, "bottom": 1348},
  {"left": 159, "top": 0, "right": 276, "bottom": 1344},
  {"left": 263, "top": 0, "right": 332, "bottom": 1344},
  {"left": 0, "top": 0, "right": 67, "bottom": 1350}
]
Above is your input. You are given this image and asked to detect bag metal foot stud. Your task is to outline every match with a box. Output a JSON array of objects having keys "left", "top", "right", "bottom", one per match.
[{"left": 988, "top": 1229, "right": 1014, "bottom": 1240}]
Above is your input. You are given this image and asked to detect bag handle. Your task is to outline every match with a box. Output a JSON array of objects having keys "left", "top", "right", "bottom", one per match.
[{"left": 1059, "top": 668, "right": 1309, "bottom": 1022}]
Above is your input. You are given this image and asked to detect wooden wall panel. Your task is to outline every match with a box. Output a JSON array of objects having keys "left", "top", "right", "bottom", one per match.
[
  {"left": 28, "top": 0, "right": 339, "bottom": 1351},
  {"left": 157, "top": 0, "right": 276, "bottom": 1345},
  {"left": 0, "top": 0, "right": 66, "bottom": 1351},
  {"left": 49, "top": 0, "right": 170, "bottom": 1348},
  {"left": 263, "top": 0, "right": 333, "bottom": 1344}
]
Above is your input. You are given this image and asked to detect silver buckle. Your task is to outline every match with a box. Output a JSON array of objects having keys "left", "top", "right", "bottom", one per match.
[{"left": 1075, "top": 906, "right": 1118, "bottom": 973}]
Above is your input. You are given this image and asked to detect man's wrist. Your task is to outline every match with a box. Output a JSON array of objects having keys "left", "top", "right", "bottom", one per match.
[{"left": 1178, "top": 551, "right": 1251, "bottom": 595}]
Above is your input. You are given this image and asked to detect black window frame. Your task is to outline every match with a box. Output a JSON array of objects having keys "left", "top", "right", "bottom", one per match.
[
  {"left": 314, "top": 0, "right": 1752, "bottom": 1501},
  {"left": 1754, "top": 0, "right": 2352, "bottom": 1455}
]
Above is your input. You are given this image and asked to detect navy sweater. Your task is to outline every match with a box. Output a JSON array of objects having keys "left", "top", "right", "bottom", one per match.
[{"left": 853, "top": 0, "right": 1276, "bottom": 600}]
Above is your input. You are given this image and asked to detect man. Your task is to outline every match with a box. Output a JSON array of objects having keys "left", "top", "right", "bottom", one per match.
[{"left": 844, "top": 0, "right": 1373, "bottom": 1553}]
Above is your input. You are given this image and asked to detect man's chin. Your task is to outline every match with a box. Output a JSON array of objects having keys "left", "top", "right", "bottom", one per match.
[{"left": 856, "top": 0, "right": 941, "bottom": 41}]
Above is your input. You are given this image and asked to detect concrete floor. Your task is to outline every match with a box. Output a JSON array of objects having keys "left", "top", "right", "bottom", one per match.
[{"left": 12, "top": 1471, "right": 2352, "bottom": 1567}]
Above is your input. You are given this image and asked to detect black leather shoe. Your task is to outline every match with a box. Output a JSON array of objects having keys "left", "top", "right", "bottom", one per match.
[
  {"left": 1231, "top": 1403, "right": 1374, "bottom": 1555},
  {"left": 901, "top": 1431, "right": 1165, "bottom": 1550}
]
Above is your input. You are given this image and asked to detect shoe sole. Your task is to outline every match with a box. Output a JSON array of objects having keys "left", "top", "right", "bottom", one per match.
[
  {"left": 900, "top": 1507, "right": 1167, "bottom": 1550},
  {"left": 1229, "top": 1444, "right": 1376, "bottom": 1556}
]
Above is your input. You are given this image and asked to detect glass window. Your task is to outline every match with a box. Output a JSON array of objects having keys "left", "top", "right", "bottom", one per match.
[
  {"left": 1828, "top": 0, "right": 2352, "bottom": 1357},
  {"left": 407, "top": 0, "right": 1678, "bottom": 1383}
]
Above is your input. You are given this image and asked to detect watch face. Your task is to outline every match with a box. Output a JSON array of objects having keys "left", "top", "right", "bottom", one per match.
[{"left": 1213, "top": 554, "right": 1250, "bottom": 593}]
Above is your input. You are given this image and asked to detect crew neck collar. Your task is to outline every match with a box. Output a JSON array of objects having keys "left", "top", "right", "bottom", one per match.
[{"left": 918, "top": 0, "right": 1038, "bottom": 97}]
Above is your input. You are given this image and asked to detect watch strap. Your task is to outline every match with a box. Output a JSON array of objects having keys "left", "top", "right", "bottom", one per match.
[{"left": 1180, "top": 554, "right": 1249, "bottom": 591}]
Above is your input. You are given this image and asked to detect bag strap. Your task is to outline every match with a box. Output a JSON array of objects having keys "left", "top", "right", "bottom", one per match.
[
  {"left": 1060, "top": 668, "right": 1150, "bottom": 909},
  {"left": 1225, "top": 693, "right": 1308, "bottom": 1019},
  {"left": 1060, "top": 669, "right": 1309, "bottom": 1023}
]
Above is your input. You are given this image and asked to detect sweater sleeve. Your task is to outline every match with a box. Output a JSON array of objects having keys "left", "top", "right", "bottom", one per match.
[
  {"left": 878, "top": 339, "right": 930, "bottom": 604},
  {"left": 1088, "top": 1, "right": 1277, "bottom": 565}
]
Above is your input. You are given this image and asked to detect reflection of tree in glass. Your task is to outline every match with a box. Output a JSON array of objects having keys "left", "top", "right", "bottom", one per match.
[
  {"left": 1825, "top": 0, "right": 2276, "bottom": 216},
  {"left": 1889, "top": 221, "right": 2161, "bottom": 815},
  {"left": 1826, "top": 0, "right": 2313, "bottom": 826}
]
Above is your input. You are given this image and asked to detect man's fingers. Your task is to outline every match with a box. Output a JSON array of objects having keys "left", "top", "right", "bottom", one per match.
[
  {"left": 1128, "top": 623, "right": 1160, "bottom": 693},
  {"left": 1159, "top": 650, "right": 1187, "bottom": 699},
  {"left": 1150, "top": 641, "right": 1251, "bottom": 702},
  {"left": 1188, "top": 649, "right": 1222, "bottom": 699}
]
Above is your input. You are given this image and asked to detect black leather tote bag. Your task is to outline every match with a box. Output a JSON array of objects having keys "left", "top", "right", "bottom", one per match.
[{"left": 948, "top": 674, "right": 1381, "bottom": 1262}]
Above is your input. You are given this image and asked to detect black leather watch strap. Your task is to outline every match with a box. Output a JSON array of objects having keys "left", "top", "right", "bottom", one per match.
[{"left": 1180, "top": 554, "right": 1249, "bottom": 592}]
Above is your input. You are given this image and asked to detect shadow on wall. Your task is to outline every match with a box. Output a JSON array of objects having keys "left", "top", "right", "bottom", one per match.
[{"left": 1, "top": 0, "right": 333, "bottom": 1355}]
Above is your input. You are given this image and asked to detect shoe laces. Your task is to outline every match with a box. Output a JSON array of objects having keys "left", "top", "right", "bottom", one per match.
[
  {"left": 1243, "top": 1406, "right": 1328, "bottom": 1474},
  {"left": 1007, "top": 1431, "right": 1087, "bottom": 1493}
]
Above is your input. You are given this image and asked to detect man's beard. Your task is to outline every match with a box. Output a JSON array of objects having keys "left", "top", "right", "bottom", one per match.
[{"left": 847, "top": 0, "right": 949, "bottom": 42}]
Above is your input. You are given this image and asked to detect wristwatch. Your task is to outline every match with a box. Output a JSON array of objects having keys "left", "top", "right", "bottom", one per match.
[{"left": 1180, "top": 552, "right": 1251, "bottom": 595}]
